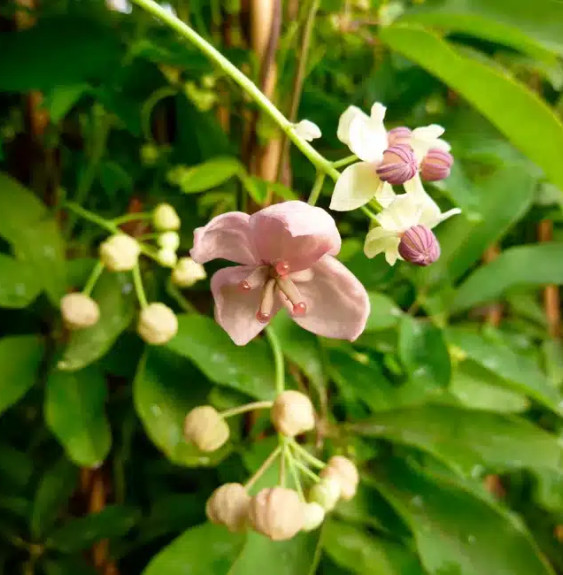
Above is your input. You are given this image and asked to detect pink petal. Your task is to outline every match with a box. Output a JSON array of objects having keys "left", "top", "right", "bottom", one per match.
[
  {"left": 191, "top": 212, "right": 258, "bottom": 265},
  {"left": 292, "top": 255, "right": 370, "bottom": 341},
  {"left": 211, "top": 266, "right": 279, "bottom": 346},
  {"left": 249, "top": 201, "right": 341, "bottom": 272}
]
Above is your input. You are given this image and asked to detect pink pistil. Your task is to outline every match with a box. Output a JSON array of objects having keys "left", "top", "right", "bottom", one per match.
[
  {"left": 292, "top": 302, "right": 307, "bottom": 316},
  {"left": 275, "top": 260, "right": 291, "bottom": 276},
  {"left": 238, "top": 280, "right": 252, "bottom": 292}
]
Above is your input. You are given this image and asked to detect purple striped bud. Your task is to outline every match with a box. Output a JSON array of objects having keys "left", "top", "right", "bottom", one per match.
[
  {"left": 399, "top": 225, "right": 440, "bottom": 266},
  {"left": 386, "top": 126, "right": 412, "bottom": 147},
  {"left": 376, "top": 145, "right": 418, "bottom": 185},
  {"left": 421, "top": 149, "right": 453, "bottom": 181}
]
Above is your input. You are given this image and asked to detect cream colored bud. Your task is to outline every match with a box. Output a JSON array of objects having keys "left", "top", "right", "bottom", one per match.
[
  {"left": 60, "top": 293, "right": 100, "bottom": 330},
  {"left": 156, "top": 248, "right": 178, "bottom": 268},
  {"left": 171, "top": 257, "right": 206, "bottom": 288},
  {"left": 320, "top": 456, "right": 359, "bottom": 501},
  {"left": 302, "top": 502, "right": 325, "bottom": 532},
  {"left": 99, "top": 234, "right": 140, "bottom": 271},
  {"left": 206, "top": 483, "right": 250, "bottom": 532},
  {"left": 308, "top": 477, "right": 341, "bottom": 511},
  {"left": 271, "top": 391, "right": 315, "bottom": 437},
  {"left": 294, "top": 119, "right": 322, "bottom": 142},
  {"left": 137, "top": 303, "right": 178, "bottom": 345},
  {"left": 248, "top": 487, "right": 304, "bottom": 541},
  {"left": 153, "top": 203, "right": 180, "bottom": 231},
  {"left": 184, "top": 405, "right": 230, "bottom": 452},
  {"left": 158, "top": 231, "right": 180, "bottom": 251}
]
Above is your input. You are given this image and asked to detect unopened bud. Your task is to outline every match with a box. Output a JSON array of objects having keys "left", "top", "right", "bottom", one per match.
[
  {"left": 271, "top": 390, "right": 315, "bottom": 437},
  {"left": 137, "top": 303, "right": 178, "bottom": 345},
  {"left": 206, "top": 483, "right": 250, "bottom": 532},
  {"left": 60, "top": 293, "right": 100, "bottom": 330},
  {"left": 421, "top": 148, "right": 453, "bottom": 181},
  {"left": 309, "top": 477, "right": 341, "bottom": 511},
  {"left": 99, "top": 234, "right": 140, "bottom": 271},
  {"left": 158, "top": 231, "right": 180, "bottom": 251},
  {"left": 156, "top": 248, "right": 178, "bottom": 268},
  {"left": 302, "top": 502, "right": 325, "bottom": 532},
  {"left": 294, "top": 119, "right": 322, "bottom": 142},
  {"left": 153, "top": 203, "right": 180, "bottom": 231},
  {"left": 172, "top": 257, "right": 207, "bottom": 288},
  {"left": 398, "top": 225, "right": 440, "bottom": 266},
  {"left": 140, "top": 143, "right": 160, "bottom": 166},
  {"left": 376, "top": 145, "right": 417, "bottom": 185},
  {"left": 184, "top": 405, "right": 229, "bottom": 452},
  {"left": 248, "top": 487, "right": 304, "bottom": 541},
  {"left": 386, "top": 126, "right": 412, "bottom": 147},
  {"left": 320, "top": 456, "right": 359, "bottom": 501}
]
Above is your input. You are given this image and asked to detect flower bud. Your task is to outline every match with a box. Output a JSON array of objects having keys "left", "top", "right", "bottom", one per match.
[
  {"left": 137, "top": 303, "right": 178, "bottom": 345},
  {"left": 398, "top": 225, "right": 440, "bottom": 267},
  {"left": 386, "top": 126, "right": 412, "bottom": 147},
  {"left": 206, "top": 483, "right": 250, "bottom": 532},
  {"left": 320, "top": 456, "right": 359, "bottom": 501},
  {"left": 158, "top": 231, "right": 180, "bottom": 251},
  {"left": 153, "top": 203, "right": 180, "bottom": 231},
  {"left": 421, "top": 148, "right": 453, "bottom": 181},
  {"left": 308, "top": 477, "right": 341, "bottom": 511},
  {"left": 294, "top": 119, "right": 322, "bottom": 142},
  {"left": 172, "top": 257, "right": 207, "bottom": 288},
  {"left": 156, "top": 248, "right": 178, "bottom": 268},
  {"left": 184, "top": 405, "right": 229, "bottom": 452},
  {"left": 301, "top": 502, "right": 325, "bottom": 532},
  {"left": 140, "top": 143, "right": 160, "bottom": 166},
  {"left": 99, "top": 234, "right": 140, "bottom": 272},
  {"left": 248, "top": 487, "right": 304, "bottom": 541},
  {"left": 271, "top": 390, "right": 315, "bottom": 437},
  {"left": 376, "top": 145, "right": 417, "bottom": 185},
  {"left": 60, "top": 293, "right": 100, "bottom": 330}
]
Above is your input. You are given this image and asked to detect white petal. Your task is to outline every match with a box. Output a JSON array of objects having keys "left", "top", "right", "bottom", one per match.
[
  {"left": 364, "top": 227, "right": 401, "bottom": 264},
  {"left": 370, "top": 102, "right": 387, "bottom": 123},
  {"left": 433, "top": 207, "right": 462, "bottom": 226},
  {"left": 330, "top": 162, "right": 379, "bottom": 212},
  {"left": 375, "top": 181, "right": 396, "bottom": 208},
  {"left": 348, "top": 112, "right": 388, "bottom": 163},
  {"left": 410, "top": 124, "right": 448, "bottom": 162},
  {"left": 375, "top": 194, "right": 422, "bottom": 232},
  {"left": 337, "top": 106, "right": 367, "bottom": 146},
  {"left": 294, "top": 119, "right": 322, "bottom": 142}
]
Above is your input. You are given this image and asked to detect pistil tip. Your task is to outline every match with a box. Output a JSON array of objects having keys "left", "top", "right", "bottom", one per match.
[
  {"left": 292, "top": 302, "right": 307, "bottom": 316},
  {"left": 256, "top": 311, "right": 271, "bottom": 323}
]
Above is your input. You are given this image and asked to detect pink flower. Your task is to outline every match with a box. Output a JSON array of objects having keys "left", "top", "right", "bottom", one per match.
[{"left": 190, "top": 201, "right": 370, "bottom": 346}]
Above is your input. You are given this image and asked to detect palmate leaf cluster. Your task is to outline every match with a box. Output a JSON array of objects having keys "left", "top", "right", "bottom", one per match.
[{"left": 0, "top": 0, "right": 562, "bottom": 574}]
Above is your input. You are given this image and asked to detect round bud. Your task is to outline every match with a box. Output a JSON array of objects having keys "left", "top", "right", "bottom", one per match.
[
  {"left": 320, "top": 456, "right": 359, "bottom": 501},
  {"left": 60, "top": 293, "right": 100, "bottom": 330},
  {"left": 386, "top": 126, "right": 412, "bottom": 147},
  {"left": 398, "top": 225, "right": 440, "bottom": 267},
  {"left": 421, "top": 148, "right": 453, "bottom": 182},
  {"left": 99, "top": 234, "right": 140, "bottom": 272},
  {"left": 302, "top": 502, "right": 325, "bottom": 532},
  {"left": 172, "top": 257, "right": 207, "bottom": 288},
  {"left": 184, "top": 405, "right": 230, "bottom": 452},
  {"left": 137, "top": 303, "right": 178, "bottom": 345},
  {"left": 248, "top": 487, "right": 304, "bottom": 541},
  {"left": 153, "top": 203, "right": 181, "bottom": 231},
  {"left": 140, "top": 143, "right": 160, "bottom": 166},
  {"left": 156, "top": 248, "right": 178, "bottom": 268},
  {"left": 376, "top": 145, "right": 418, "bottom": 186},
  {"left": 271, "top": 391, "right": 315, "bottom": 437},
  {"left": 206, "top": 483, "right": 250, "bottom": 532},
  {"left": 158, "top": 231, "right": 180, "bottom": 251},
  {"left": 308, "top": 477, "right": 341, "bottom": 511}
]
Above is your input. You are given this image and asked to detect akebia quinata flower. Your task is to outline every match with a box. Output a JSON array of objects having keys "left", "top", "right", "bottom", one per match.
[{"left": 190, "top": 201, "right": 370, "bottom": 346}]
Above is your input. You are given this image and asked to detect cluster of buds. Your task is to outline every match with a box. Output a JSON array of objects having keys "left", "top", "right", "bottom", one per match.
[{"left": 186, "top": 390, "right": 359, "bottom": 541}]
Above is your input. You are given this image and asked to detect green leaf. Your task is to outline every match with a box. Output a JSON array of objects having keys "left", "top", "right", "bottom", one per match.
[
  {"left": 453, "top": 244, "right": 563, "bottom": 312},
  {"left": 47, "top": 505, "right": 140, "bottom": 552},
  {"left": 352, "top": 405, "right": 562, "bottom": 475},
  {"left": 58, "top": 272, "right": 135, "bottom": 372},
  {"left": 134, "top": 347, "right": 229, "bottom": 467},
  {"left": 0, "top": 335, "right": 44, "bottom": 416},
  {"left": 379, "top": 25, "right": 563, "bottom": 191},
  {"left": 43, "top": 84, "right": 90, "bottom": 123},
  {"left": 168, "top": 157, "right": 243, "bottom": 193},
  {"left": 447, "top": 328, "right": 561, "bottom": 413},
  {"left": 323, "top": 520, "right": 424, "bottom": 575},
  {"left": 142, "top": 522, "right": 245, "bottom": 575},
  {"left": 43, "top": 557, "right": 97, "bottom": 575},
  {"left": 372, "top": 460, "right": 555, "bottom": 575},
  {"left": 0, "top": 255, "right": 42, "bottom": 309},
  {"left": 45, "top": 367, "right": 111, "bottom": 467},
  {"left": 365, "top": 292, "right": 403, "bottom": 332},
  {"left": 399, "top": 317, "right": 451, "bottom": 388},
  {"left": 166, "top": 315, "right": 276, "bottom": 400}
]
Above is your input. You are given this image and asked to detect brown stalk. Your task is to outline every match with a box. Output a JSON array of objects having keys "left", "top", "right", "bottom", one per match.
[
  {"left": 538, "top": 219, "right": 561, "bottom": 338},
  {"left": 482, "top": 244, "right": 503, "bottom": 326}
]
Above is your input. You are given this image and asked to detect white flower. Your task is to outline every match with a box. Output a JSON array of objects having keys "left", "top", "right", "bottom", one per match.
[
  {"left": 364, "top": 175, "right": 460, "bottom": 265},
  {"left": 294, "top": 120, "right": 322, "bottom": 142},
  {"left": 106, "top": 0, "right": 132, "bottom": 13},
  {"left": 100, "top": 234, "right": 140, "bottom": 271},
  {"left": 409, "top": 124, "right": 451, "bottom": 163}
]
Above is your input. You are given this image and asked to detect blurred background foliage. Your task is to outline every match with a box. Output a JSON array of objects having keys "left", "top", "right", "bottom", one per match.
[{"left": 0, "top": 0, "right": 563, "bottom": 573}]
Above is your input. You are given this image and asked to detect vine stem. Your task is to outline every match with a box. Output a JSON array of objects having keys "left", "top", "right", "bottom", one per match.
[
  {"left": 245, "top": 445, "right": 282, "bottom": 490},
  {"left": 293, "top": 458, "right": 321, "bottom": 483},
  {"left": 130, "top": 0, "right": 340, "bottom": 182},
  {"left": 265, "top": 327, "right": 285, "bottom": 394},
  {"left": 64, "top": 202, "right": 120, "bottom": 235},
  {"left": 290, "top": 440, "right": 326, "bottom": 469},
  {"left": 82, "top": 261, "right": 104, "bottom": 296},
  {"left": 221, "top": 401, "right": 273, "bottom": 418},
  {"left": 308, "top": 172, "right": 326, "bottom": 206},
  {"left": 132, "top": 264, "right": 148, "bottom": 308}
]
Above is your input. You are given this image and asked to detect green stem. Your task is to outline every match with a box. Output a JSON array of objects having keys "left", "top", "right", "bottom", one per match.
[
  {"left": 361, "top": 205, "right": 379, "bottom": 221},
  {"left": 132, "top": 264, "right": 148, "bottom": 308},
  {"left": 265, "top": 327, "right": 285, "bottom": 394},
  {"left": 166, "top": 279, "right": 198, "bottom": 313},
  {"left": 82, "top": 261, "right": 104, "bottom": 296},
  {"left": 279, "top": 439, "right": 287, "bottom": 487},
  {"left": 245, "top": 445, "right": 282, "bottom": 491},
  {"left": 286, "top": 447, "right": 305, "bottom": 500},
  {"left": 130, "top": 0, "right": 340, "bottom": 181},
  {"left": 333, "top": 154, "right": 357, "bottom": 168},
  {"left": 64, "top": 202, "right": 119, "bottom": 235},
  {"left": 290, "top": 440, "right": 326, "bottom": 469},
  {"left": 293, "top": 458, "right": 321, "bottom": 483},
  {"left": 221, "top": 401, "right": 273, "bottom": 418},
  {"left": 307, "top": 172, "right": 326, "bottom": 206},
  {"left": 112, "top": 212, "right": 152, "bottom": 225}
]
